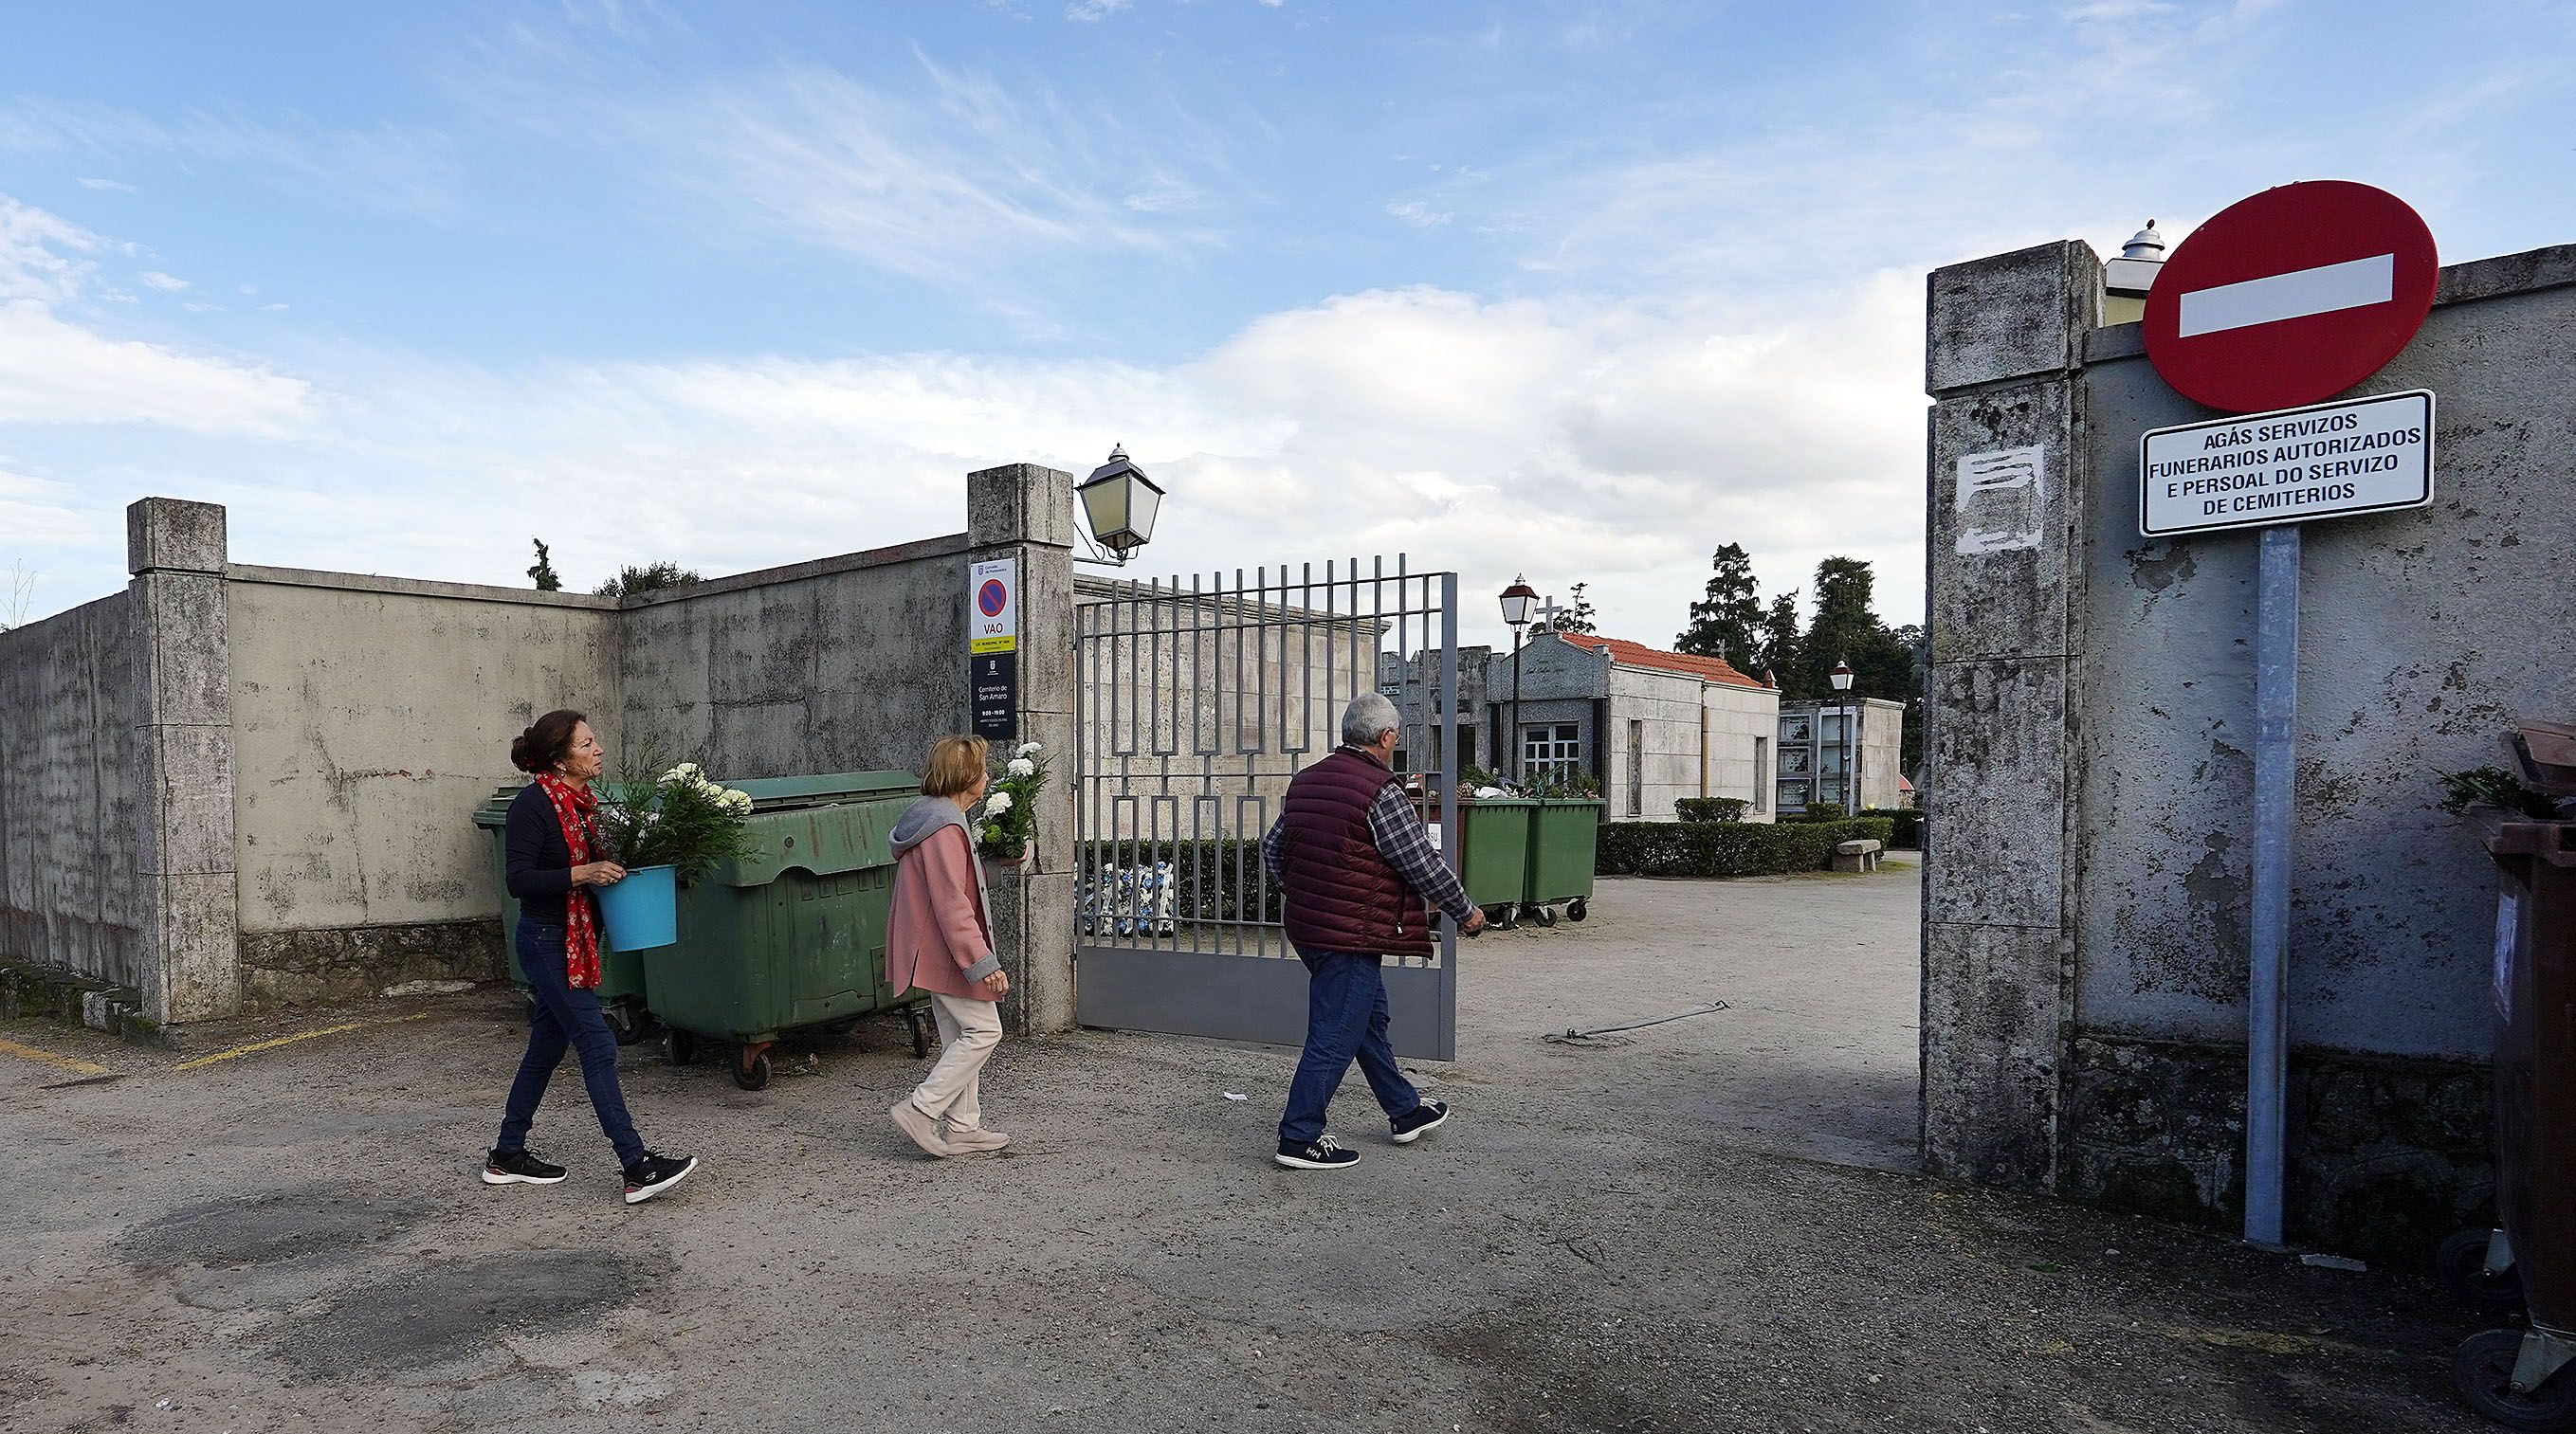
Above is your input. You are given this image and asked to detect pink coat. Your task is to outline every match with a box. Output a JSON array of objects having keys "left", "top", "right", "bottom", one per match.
[{"left": 886, "top": 824, "right": 1000, "bottom": 1001}]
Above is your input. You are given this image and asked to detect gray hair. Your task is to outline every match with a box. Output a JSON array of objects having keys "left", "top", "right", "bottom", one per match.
[{"left": 1341, "top": 693, "right": 1399, "bottom": 747}]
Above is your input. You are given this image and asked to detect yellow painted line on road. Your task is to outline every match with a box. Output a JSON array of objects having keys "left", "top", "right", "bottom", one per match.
[
  {"left": 0, "top": 1037, "right": 111, "bottom": 1076},
  {"left": 171, "top": 1011, "right": 433, "bottom": 1072}
]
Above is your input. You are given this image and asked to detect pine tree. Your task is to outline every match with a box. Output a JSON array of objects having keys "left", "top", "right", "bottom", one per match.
[
  {"left": 527, "top": 539, "right": 562, "bottom": 592},
  {"left": 1674, "top": 543, "right": 1762, "bottom": 671},
  {"left": 1800, "top": 556, "right": 1884, "bottom": 698},
  {"left": 1757, "top": 592, "right": 1802, "bottom": 696},
  {"left": 1549, "top": 582, "right": 1599, "bottom": 635}
]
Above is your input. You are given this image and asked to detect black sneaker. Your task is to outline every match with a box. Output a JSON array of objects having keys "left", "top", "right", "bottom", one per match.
[
  {"left": 1390, "top": 1098, "right": 1450, "bottom": 1145},
  {"left": 482, "top": 1148, "right": 568, "bottom": 1186},
  {"left": 1274, "top": 1134, "right": 1360, "bottom": 1171},
  {"left": 621, "top": 1152, "right": 699, "bottom": 1205}
]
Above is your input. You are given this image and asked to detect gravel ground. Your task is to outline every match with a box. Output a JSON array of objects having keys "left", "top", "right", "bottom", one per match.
[{"left": 0, "top": 863, "right": 2497, "bottom": 1432}]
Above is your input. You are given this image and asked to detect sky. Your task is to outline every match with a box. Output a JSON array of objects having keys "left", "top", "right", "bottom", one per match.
[{"left": 2, "top": 0, "right": 2569, "bottom": 651}]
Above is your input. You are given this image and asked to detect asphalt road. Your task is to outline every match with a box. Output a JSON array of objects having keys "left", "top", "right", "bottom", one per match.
[{"left": 1, "top": 862, "right": 2497, "bottom": 1432}]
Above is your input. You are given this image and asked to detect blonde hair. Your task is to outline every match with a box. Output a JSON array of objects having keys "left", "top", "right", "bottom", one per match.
[{"left": 921, "top": 735, "right": 991, "bottom": 797}]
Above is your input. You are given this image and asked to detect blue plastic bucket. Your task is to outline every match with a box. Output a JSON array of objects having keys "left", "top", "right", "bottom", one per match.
[{"left": 596, "top": 864, "right": 678, "bottom": 951}]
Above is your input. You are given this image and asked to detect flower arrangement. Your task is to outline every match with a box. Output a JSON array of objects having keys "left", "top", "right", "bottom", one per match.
[
  {"left": 596, "top": 758, "right": 758, "bottom": 883},
  {"left": 977, "top": 741, "right": 1050, "bottom": 863}
]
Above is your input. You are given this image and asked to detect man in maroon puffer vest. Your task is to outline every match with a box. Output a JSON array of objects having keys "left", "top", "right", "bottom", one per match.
[{"left": 1259, "top": 693, "right": 1487, "bottom": 1169}]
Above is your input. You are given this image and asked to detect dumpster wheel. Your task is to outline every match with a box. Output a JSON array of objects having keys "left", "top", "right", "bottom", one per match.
[
  {"left": 665, "top": 1028, "right": 697, "bottom": 1066},
  {"left": 1526, "top": 903, "right": 1559, "bottom": 928},
  {"left": 2455, "top": 1329, "right": 2576, "bottom": 1431},
  {"left": 2438, "top": 1227, "right": 2525, "bottom": 1309},
  {"left": 734, "top": 1046, "right": 773, "bottom": 1092},
  {"left": 1567, "top": 899, "right": 1588, "bottom": 922}
]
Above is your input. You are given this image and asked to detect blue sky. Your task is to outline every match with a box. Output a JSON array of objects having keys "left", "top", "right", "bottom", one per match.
[{"left": 3, "top": 0, "right": 2570, "bottom": 647}]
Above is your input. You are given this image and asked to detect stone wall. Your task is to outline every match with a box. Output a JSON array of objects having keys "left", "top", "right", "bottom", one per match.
[
  {"left": 0, "top": 591, "right": 148, "bottom": 991},
  {"left": 1924, "top": 235, "right": 2576, "bottom": 1260},
  {"left": 227, "top": 568, "right": 618, "bottom": 1007}
]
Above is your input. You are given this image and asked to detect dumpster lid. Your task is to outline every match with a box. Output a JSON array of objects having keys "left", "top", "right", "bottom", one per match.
[
  {"left": 726, "top": 771, "right": 919, "bottom": 810},
  {"left": 471, "top": 783, "right": 520, "bottom": 828},
  {"left": 2510, "top": 721, "right": 2576, "bottom": 797}
]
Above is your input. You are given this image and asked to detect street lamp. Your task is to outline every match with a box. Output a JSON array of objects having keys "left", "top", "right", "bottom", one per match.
[
  {"left": 1074, "top": 445, "right": 1164, "bottom": 566},
  {"left": 1830, "top": 661, "right": 1855, "bottom": 813},
  {"left": 1500, "top": 576, "right": 1538, "bottom": 786}
]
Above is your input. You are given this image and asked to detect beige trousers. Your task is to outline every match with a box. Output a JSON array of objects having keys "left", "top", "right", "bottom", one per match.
[{"left": 908, "top": 991, "right": 1003, "bottom": 1132}]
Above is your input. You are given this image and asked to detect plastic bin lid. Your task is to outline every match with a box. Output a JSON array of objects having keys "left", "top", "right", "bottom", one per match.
[{"left": 725, "top": 771, "right": 920, "bottom": 810}]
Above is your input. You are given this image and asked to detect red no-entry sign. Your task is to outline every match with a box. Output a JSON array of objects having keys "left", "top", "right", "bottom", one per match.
[{"left": 2144, "top": 181, "right": 2439, "bottom": 413}]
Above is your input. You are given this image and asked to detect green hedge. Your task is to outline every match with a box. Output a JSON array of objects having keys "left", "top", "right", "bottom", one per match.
[
  {"left": 1674, "top": 797, "right": 1748, "bottom": 823},
  {"left": 1596, "top": 817, "right": 1893, "bottom": 878},
  {"left": 1860, "top": 808, "right": 1923, "bottom": 848}
]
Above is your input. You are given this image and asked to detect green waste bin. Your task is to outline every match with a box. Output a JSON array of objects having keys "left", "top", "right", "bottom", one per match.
[
  {"left": 636, "top": 771, "right": 929, "bottom": 1091},
  {"left": 1414, "top": 794, "right": 1534, "bottom": 927},
  {"left": 473, "top": 786, "right": 653, "bottom": 1042},
  {"left": 1523, "top": 798, "right": 1605, "bottom": 926}
]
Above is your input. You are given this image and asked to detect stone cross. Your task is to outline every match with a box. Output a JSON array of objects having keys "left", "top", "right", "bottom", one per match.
[{"left": 1536, "top": 596, "right": 1565, "bottom": 630}]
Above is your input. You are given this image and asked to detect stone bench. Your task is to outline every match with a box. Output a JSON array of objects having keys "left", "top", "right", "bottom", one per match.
[{"left": 1831, "top": 838, "right": 1884, "bottom": 873}]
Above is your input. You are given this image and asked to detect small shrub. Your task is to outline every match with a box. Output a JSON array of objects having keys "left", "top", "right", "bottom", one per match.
[
  {"left": 1860, "top": 808, "right": 1923, "bottom": 848},
  {"left": 1596, "top": 816, "right": 1894, "bottom": 878},
  {"left": 1674, "top": 797, "right": 1748, "bottom": 824}
]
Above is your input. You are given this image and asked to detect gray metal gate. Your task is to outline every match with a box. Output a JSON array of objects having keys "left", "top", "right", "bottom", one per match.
[{"left": 1073, "top": 559, "right": 1461, "bottom": 1059}]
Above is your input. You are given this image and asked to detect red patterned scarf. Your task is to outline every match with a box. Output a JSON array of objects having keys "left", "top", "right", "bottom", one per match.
[{"left": 533, "top": 772, "right": 604, "bottom": 989}]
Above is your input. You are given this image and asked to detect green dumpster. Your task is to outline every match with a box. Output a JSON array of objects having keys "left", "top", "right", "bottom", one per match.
[
  {"left": 636, "top": 771, "right": 929, "bottom": 1091},
  {"left": 1523, "top": 798, "right": 1606, "bottom": 926},
  {"left": 1416, "top": 793, "right": 1535, "bottom": 927},
  {"left": 473, "top": 786, "right": 653, "bottom": 1042}
]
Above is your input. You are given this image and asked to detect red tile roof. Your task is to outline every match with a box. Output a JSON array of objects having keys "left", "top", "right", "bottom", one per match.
[{"left": 1552, "top": 632, "right": 1769, "bottom": 691}]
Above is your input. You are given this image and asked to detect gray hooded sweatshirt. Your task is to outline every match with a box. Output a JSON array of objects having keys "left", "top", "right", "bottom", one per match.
[{"left": 888, "top": 794, "right": 1002, "bottom": 985}]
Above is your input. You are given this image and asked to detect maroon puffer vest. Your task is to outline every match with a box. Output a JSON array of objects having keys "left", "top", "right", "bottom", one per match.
[{"left": 1276, "top": 747, "right": 1433, "bottom": 959}]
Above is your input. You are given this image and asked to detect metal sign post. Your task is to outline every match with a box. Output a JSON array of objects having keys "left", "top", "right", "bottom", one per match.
[
  {"left": 2244, "top": 524, "right": 2300, "bottom": 1248},
  {"left": 2140, "top": 180, "right": 2440, "bottom": 1250}
]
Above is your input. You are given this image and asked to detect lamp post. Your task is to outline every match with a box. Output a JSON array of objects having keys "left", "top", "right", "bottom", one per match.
[
  {"left": 1500, "top": 576, "right": 1537, "bottom": 786},
  {"left": 1830, "top": 661, "right": 1855, "bottom": 812},
  {"left": 1073, "top": 445, "right": 1165, "bottom": 567}
]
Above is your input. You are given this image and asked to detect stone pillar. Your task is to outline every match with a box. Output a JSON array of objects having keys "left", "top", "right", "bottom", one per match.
[
  {"left": 966, "top": 464, "right": 1077, "bottom": 1037},
  {"left": 1920, "top": 243, "right": 2100, "bottom": 1189},
  {"left": 127, "top": 498, "right": 240, "bottom": 1024}
]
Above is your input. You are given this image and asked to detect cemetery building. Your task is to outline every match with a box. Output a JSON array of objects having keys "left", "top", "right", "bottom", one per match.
[
  {"left": 1481, "top": 630, "right": 1780, "bottom": 822},
  {"left": 1773, "top": 698, "right": 1907, "bottom": 813}
]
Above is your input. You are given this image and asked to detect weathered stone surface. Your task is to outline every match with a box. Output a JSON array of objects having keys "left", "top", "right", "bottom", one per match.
[
  {"left": 1927, "top": 379, "right": 2078, "bottom": 665},
  {"left": 126, "top": 497, "right": 228, "bottom": 575},
  {"left": 1922, "top": 922, "right": 2064, "bottom": 1189},
  {"left": 1924, "top": 241, "right": 2098, "bottom": 396},
  {"left": 0, "top": 593, "right": 150, "bottom": 990},
  {"left": 1924, "top": 658, "right": 2066, "bottom": 929},
  {"left": 236, "top": 920, "right": 505, "bottom": 1008},
  {"left": 2063, "top": 1034, "right": 2492, "bottom": 1267},
  {"left": 156, "top": 870, "right": 239, "bottom": 1021},
  {"left": 968, "top": 463, "right": 1077, "bottom": 552},
  {"left": 141, "top": 723, "right": 235, "bottom": 877},
  {"left": 137, "top": 572, "right": 231, "bottom": 727}
]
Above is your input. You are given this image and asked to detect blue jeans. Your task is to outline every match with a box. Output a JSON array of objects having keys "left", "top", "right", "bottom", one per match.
[
  {"left": 496, "top": 918, "right": 646, "bottom": 1166},
  {"left": 1278, "top": 950, "right": 1424, "bottom": 1146}
]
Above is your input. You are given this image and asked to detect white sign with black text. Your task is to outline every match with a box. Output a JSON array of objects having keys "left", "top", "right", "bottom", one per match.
[{"left": 2139, "top": 390, "right": 2434, "bottom": 538}]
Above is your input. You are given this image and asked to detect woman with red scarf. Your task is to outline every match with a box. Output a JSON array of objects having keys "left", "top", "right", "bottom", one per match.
[{"left": 484, "top": 709, "right": 698, "bottom": 1205}]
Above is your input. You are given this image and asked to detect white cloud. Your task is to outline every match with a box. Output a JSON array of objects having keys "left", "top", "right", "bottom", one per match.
[
  {"left": 1385, "top": 200, "right": 1452, "bottom": 228},
  {"left": 138, "top": 269, "right": 190, "bottom": 292},
  {"left": 0, "top": 194, "right": 311, "bottom": 434},
  {"left": 1067, "top": 0, "right": 1131, "bottom": 19},
  {"left": 75, "top": 175, "right": 135, "bottom": 192}
]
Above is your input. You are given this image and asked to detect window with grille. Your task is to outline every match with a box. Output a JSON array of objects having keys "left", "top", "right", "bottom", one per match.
[{"left": 1523, "top": 722, "right": 1580, "bottom": 775}]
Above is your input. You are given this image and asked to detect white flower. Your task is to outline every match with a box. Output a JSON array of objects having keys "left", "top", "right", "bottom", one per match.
[
  {"left": 722, "top": 790, "right": 753, "bottom": 814},
  {"left": 1007, "top": 758, "right": 1035, "bottom": 777},
  {"left": 984, "top": 790, "right": 1014, "bottom": 815},
  {"left": 1015, "top": 742, "right": 1042, "bottom": 757}
]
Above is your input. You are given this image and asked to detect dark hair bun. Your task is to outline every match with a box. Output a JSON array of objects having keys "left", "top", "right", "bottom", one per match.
[{"left": 512, "top": 709, "right": 587, "bottom": 773}]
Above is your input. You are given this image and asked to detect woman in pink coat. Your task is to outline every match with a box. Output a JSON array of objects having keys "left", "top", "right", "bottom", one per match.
[{"left": 885, "top": 735, "right": 1013, "bottom": 1156}]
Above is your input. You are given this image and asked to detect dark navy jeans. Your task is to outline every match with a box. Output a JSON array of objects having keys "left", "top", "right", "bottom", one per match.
[
  {"left": 495, "top": 918, "right": 645, "bottom": 1166},
  {"left": 1278, "top": 950, "right": 1424, "bottom": 1146}
]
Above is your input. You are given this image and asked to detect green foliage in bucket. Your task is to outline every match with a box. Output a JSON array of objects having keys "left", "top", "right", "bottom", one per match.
[{"left": 595, "top": 756, "right": 758, "bottom": 883}]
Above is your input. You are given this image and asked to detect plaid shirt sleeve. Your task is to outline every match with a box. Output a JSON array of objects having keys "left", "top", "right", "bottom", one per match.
[
  {"left": 1261, "top": 814, "right": 1288, "bottom": 886},
  {"left": 1367, "top": 784, "right": 1474, "bottom": 922}
]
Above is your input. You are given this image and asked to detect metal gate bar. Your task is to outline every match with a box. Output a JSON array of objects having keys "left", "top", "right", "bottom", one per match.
[{"left": 1074, "top": 559, "right": 1459, "bottom": 1059}]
